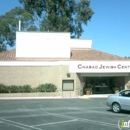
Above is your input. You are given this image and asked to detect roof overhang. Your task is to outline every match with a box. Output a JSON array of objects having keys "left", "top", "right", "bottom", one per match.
[
  {"left": 80, "top": 73, "right": 130, "bottom": 77},
  {"left": 69, "top": 61, "right": 130, "bottom": 73},
  {"left": 0, "top": 61, "right": 130, "bottom": 74}
]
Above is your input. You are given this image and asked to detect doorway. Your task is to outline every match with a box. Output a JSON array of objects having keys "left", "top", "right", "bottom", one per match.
[{"left": 84, "top": 77, "right": 125, "bottom": 94}]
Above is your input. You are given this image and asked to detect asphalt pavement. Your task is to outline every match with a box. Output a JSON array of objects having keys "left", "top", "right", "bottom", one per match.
[{"left": 0, "top": 98, "right": 130, "bottom": 130}]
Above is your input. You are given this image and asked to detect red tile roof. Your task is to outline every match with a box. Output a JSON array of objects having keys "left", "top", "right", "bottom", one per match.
[
  {"left": 0, "top": 49, "right": 16, "bottom": 61},
  {"left": 0, "top": 49, "right": 129, "bottom": 61},
  {"left": 71, "top": 49, "right": 129, "bottom": 61}
]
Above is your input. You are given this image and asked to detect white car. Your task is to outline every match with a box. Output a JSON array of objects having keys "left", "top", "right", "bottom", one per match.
[{"left": 106, "top": 89, "right": 130, "bottom": 113}]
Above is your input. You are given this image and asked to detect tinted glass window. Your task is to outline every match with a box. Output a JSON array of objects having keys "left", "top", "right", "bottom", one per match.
[{"left": 120, "top": 90, "right": 130, "bottom": 97}]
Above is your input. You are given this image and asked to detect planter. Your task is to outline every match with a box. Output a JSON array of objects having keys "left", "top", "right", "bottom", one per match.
[
  {"left": 113, "top": 87, "right": 120, "bottom": 94},
  {"left": 86, "top": 90, "right": 92, "bottom": 95},
  {"left": 114, "top": 90, "right": 119, "bottom": 94},
  {"left": 85, "top": 84, "right": 93, "bottom": 95}
]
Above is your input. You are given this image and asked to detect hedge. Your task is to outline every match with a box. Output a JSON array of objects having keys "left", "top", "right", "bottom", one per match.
[
  {"left": 0, "top": 83, "right": 57, "bottom": 93},
  {"left": 8, "top": 85, "right": 32, "bottom": 93},
  {"left": 34, "top": 83, "right": 57, "bottom": 92},
  {"left": 0, "top": 84, "right": 9, "bottom": 93}
]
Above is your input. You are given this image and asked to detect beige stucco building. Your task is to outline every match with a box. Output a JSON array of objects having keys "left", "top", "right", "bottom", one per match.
[{"left": 0, "top": 32, "right": 130, "bottom": 96}]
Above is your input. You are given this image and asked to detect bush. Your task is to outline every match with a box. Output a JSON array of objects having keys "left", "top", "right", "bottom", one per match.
[
  {"left": 0, "top": 84, "right": 9, "bottom": 93},
  {"left": 36, "top": 83, "right": 57, "bottom": 92},
  {"left": 35, "top": 84, "right": 46, "bottom": 92},
  {"left": 113, "top": 86, "right": 120, "bottom": 91},
  {"left": 45, "top": 83, "right": 57, "bottom": 92},
  {"left": 83, "top": 84, "right": 93, "bottom": 94},
  {"left": 8, "top": 85, "right": 32, "bottom": 93},
  {"left": 9, "top": 85, "right": 20, "bottom": 93},
  {"left": 21, "top": 85, "right": 32, "bottom": 93},
  {"left": 9, "top": 85, "right": 32, "bottom": 93},
  {"left": 0, "top": 83, "right": 57, "bottom": 93}
]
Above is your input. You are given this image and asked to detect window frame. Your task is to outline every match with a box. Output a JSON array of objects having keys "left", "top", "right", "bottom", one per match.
[
  {"left": 120, "top": 90, "right": 130, "bottom": 97},
  {"left": 62, "top": 79, "right": 74, "bottom": 91}
]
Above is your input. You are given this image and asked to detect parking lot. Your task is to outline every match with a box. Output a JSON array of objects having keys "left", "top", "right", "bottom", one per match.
[{"left": 0, "top": 98, "right": 130, "bottom": 130}]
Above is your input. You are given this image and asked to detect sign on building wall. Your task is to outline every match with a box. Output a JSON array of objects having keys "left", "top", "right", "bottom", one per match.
[{"left": 69, "top": 61, "right": 130, "bottom": 73}]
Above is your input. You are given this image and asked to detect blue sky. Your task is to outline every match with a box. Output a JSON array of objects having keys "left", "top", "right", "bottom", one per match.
[{"left": 0, "top": 0, "right": 130, "bottom": 57}]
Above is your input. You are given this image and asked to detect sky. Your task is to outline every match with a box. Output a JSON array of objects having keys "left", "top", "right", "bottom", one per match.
[{"left": 0, "top": 0, "right": 130, "bottom": 57}]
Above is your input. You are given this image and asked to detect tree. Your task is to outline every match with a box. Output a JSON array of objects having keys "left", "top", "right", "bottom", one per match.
[
  {"left": 0, "top": 7, "right": 37, "bottom": 52},
  {"left": 19, "top": 0, "right": 94, "bottom": 38},
  {"left": 0, "top": 0, "right": 94, "bottom": 51},
  {"left": 125, "top": 56, "right": 130, "bottom": 59},
  {"left": 0, "top": 43, "right": 6, "bottom": 52}
]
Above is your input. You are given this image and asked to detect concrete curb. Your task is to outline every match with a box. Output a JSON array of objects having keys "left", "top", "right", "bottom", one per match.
[
  {"left": 0, "top": 96, "right": 63, "bottom": 100},
  {"left": 0, "top": 94, "right": 112, "bottom": 100},
  {"left": 79, "top": 94, "right": 111, "bottom": 99}
]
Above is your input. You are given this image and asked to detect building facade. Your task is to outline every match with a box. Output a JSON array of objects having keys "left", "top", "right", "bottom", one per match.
[{"left": 0, "top": 32, "right": 130, "bottom": 96}]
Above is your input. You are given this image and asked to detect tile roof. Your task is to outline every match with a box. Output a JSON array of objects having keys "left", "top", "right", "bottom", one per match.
[
  {"left": 0, "top": 49, "right": 16, "bottom": 61},
  {"left": 71, "top": 49, "right": 129, "bottom": 61},
  {"left": 0, "top": 49, "right": 129, "bottom": 61}
]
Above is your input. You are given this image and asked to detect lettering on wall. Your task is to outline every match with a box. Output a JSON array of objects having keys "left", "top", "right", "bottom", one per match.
[{"left": 78, "top": 64, "right": 130, "bottom": 69}]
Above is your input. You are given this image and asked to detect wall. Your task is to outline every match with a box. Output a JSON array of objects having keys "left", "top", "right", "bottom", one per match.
[
  {"left": 16, "top": 32, "right": 92, "bottom": 58},
  {"left": 0, "top": 66, "right": 61, "bottom": 88},
  {"left": 16, "top": 32, "right": 70, "bottom": 58},
  {"left": 0, "top": 66, "right": 78, "bottom": 91}
]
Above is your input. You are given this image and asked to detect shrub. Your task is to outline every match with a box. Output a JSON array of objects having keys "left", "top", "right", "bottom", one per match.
[
  {"left": 0, "top": 83, "right": 9, "bottom": 93},
  {"left": 0, "top": 83, "right": 57, "bottom": 93},
  {"left": 35, "top": 84, "right": 46, "bottom": 92},
  {"left": 83, "top": 84, "right": 93, "bottom": 94},
  {"left": 8, "top": 85, "right": 32, "bottom": 93},
  {"left": 113, "top": 86, "right": 120, "bottom": 91},
  {"left": 21, "top": 85, "right": 32, "bottom": 93},
  {"left": 36, "top": 83, "right": 57, "bottom": 92},
  {"left": 45, "top": 83, "right": 57, "bottom": 92},
  {"left": 9, "top": 85, "right": 20, "bottom": 93}
]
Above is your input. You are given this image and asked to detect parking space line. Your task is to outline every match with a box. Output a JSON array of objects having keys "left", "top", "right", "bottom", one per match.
[
  {"left": 65, "top": 109, "right": 130, "bottom": 117},
  {"left": 80, "top": 109, "right": 130, "bottom": 117},
  {"left": 2, "top": 121, "right": 30, "bottom": 130},
  {"left": 1, "top": 113, "right": 50, "bottom": 119},
  {"left": 32, "top": 119, "right": 78, "bottom": 127},
  {"left": 45, "top": 112, "right": 119, "bottom": 128},
  {"left": 0, "top": 118, "right": 43, "bottom": 130},
  {"left": 44, "top": 107, "right": 130, "bottom": 118}
]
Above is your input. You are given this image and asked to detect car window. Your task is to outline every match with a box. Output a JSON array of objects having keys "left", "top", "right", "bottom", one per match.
[{"left": 120, "top": 90, "right": 130, "bottom": 97}]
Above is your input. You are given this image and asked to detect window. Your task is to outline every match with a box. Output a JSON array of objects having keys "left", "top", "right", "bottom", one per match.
[
  {"left": 62, "top": 80, "right": 74, "bottom": 91},
  {"left": 120, "top": 90, "right": 130, "bottom": 97}
]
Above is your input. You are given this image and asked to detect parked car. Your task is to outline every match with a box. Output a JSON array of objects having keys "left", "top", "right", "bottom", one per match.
[{"left": 106, "top": 89, "right": 130, "bottom": 113}]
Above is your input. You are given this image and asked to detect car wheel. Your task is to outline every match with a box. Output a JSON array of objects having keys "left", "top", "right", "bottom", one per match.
[{"left": 112, "top": 103, "right": 121, "bottom": 113}]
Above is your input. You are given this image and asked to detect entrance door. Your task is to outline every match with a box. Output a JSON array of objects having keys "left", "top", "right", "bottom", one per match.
[
  {"left": 84, "top": 76, "right": 125, "bottom": 94},
  {"left": 85, "top": 77, "right": 110, "bottom": 94},
  {"left": 94, "top": 77, "right": 109, "bottom": 94}
]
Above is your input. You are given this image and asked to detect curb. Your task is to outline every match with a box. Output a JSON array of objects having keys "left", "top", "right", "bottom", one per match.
[
  {"left": 0, "top": 94, "right": 111, "bottom": 100},
  {"left": 0, "top": 97, "right": 63, "bottom": 100},
  {"left": 79, "top": 94, "right": 110, "bottom": 99}
]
